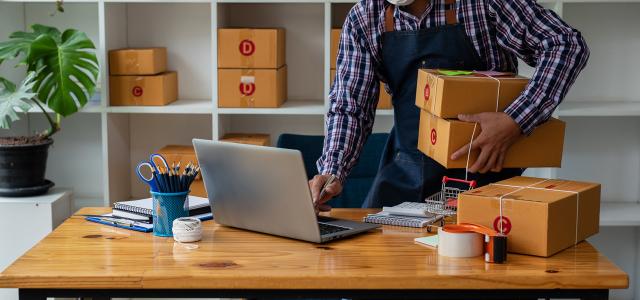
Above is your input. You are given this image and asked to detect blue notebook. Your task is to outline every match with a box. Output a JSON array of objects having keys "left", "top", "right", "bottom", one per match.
[{"left": 86, "top": 212, "right": 213, "bottom": 233}]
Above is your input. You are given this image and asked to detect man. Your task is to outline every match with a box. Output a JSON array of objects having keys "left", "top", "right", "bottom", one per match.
[{"left": 310, "top": 0, "right": 589, "bottom": 210}]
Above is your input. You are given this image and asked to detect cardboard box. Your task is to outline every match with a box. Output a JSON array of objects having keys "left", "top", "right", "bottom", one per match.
[
  {"left": 330, "top": 69, "right": 392, "bottom": 110},
  {"left": 109, "top": 72, "right": 178, "bottom": 106},
  {"left": 417, "top": 111, "right": 565, "bottom": 168},
  {"left": 218, "top": 28, "right": 286, "bottom": 69},
  {"left": 218, "top": 66, "right": 287, "bottom": 108},
  {"left": 109, "top": 48, "right": 167, "bottom": 76},
  {"left": 415, "top": 69, "right": 529, "bottom": 118},
  {"left": 457, "top": 176, "right": 601, "bottom": 257},
  {"left": 157, "top": 145, "right": 206, "bottom": 198},
  {"left": 221, "top": 133, "right": 271, "bottom": 146},
  {"left": 330, "top": 29, "right": 341, "bottom": 69}
]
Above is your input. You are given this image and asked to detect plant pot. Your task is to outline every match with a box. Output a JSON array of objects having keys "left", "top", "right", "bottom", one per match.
[{"left": 0, "top": 138, "right": 54, "bottom": 197}]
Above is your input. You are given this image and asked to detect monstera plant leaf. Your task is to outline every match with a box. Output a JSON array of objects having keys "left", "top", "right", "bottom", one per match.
[
  {"left": 0, "top": 24, "right": 61, "bottom": 66},
  {"left": 28, "top": 29, "right": 98, "bottom": 116},
  {"left": 0, "top": 72, "right": 37, "bottom": 129}
]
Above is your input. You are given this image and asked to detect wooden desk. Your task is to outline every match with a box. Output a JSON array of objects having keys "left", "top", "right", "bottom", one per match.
[{"left": 0, "top": 208, "right": 628, "bottom": 300}]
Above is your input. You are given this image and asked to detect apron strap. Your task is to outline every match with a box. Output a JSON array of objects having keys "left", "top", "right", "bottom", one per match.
[
  {"left": 385, "top": 4, "right": 395, "bottom": 32},
  {"left": 445, "top": 0, "right": 458, "bottom": 25}
]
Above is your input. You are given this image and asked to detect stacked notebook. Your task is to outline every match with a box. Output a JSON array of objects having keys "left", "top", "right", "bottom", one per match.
[
  {"left": 86, "top": 196, "right": 212, "bottom": 232},
  {"left": 112, "top": 196, "right": 211, "bottom": 223},
  {"left": 363, "top": 202, "right": 443, "bottom": 228}
]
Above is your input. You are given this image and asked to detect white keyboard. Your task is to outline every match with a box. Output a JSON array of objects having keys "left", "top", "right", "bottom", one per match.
[{"left": 382, "top": 202, "right": 435, "bottom": 217}]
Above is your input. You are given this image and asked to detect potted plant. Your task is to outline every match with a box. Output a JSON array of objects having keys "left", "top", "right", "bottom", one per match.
[{"left": 0, "top": 24, "right": 99, "bottom": 196}]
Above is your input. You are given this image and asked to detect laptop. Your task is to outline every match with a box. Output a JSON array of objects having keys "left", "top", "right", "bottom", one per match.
[{"left": 192, "top": 139, "right": 380, "bottom": 243}]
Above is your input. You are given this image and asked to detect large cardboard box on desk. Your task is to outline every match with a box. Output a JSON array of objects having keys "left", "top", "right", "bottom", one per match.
[
  {"left": 218, "top": 28, "right": 286, "bottom": 69},
  {"left": 218, "top": 66, "right": 287, "bottom": 108},
  {"left": 222, "top": 133, "right": 271, "bottom": 146},
  {"left": 415, "top": 69, "right": 529, "bottom": 118},
  {"left": 417, "top": 110, "right": 565, "bottom": 168},
  {"left": 457, "top": 176, "right": 601, "bottom": 257},
  {"left": 157, "top": 145, "right": 206, "bottom": 198},
  {"left": 109, "top": 72, "right": 178, "bottom": 106},
  {"left": 330, "top": 69, "right": 392, "bottom": 109},
  {"left": 109, "top": 48, "right": 167, "bottom": 75}
]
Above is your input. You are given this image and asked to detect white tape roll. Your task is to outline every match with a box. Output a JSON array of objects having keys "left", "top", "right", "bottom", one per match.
[
  {"left": 437, "top": 227, "right": 483, "bottom": 258},
  {"left": 172, "top": 217, "right": 202, "bottom": 243}
]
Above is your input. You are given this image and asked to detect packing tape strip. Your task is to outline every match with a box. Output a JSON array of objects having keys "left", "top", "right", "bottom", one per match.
[
  {"left": 239, "top": 30, "right": 256, "bottom": 67},
  {"left": 172, "top": 217, "right": 202, "bottom": 243},
  {"left": 442, "top": 223, "right": 508, "bottom": 263},
  {"left": 239, "top": 70, "right": 256, "bottom": 108}
]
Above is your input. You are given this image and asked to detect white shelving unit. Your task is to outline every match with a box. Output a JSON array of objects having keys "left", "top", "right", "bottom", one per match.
[{"left": 1, "top": 0, "right": 640, "bottom": 299}]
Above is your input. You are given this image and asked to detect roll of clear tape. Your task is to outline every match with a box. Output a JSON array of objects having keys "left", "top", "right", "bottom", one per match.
[
  {"left": 172, "top": 217, "right": 202, "bottom": 243},
  {"left": 437, "top": 227, "right": 483, "bottom": 258}
]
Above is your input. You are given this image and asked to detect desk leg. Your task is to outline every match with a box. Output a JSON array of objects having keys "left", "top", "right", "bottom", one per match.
[{"left": 18, "top": 289, "right": 45, "bottom": 300}]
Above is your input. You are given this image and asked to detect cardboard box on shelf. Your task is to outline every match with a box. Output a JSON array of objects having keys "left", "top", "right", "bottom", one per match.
[
  {"left": 157, "top": 145, "right": 206, "bottom": 198},
  {"left": 218, "top": 28, "right": 286, "bottom": 69},
  {"left": 109, "top": 48, "right": 167, "bottom": 76},
  {"left": 221, "top": 134, "right": 271, "bottom": 146},
  {"left": 417, "top": 110, "right": 565, "bottom": 168},
  {"left": 415, "top": 69, "right": 529, "bottom": 118},
  {"left": 330, "top": 28, "right": 341, "bottom": 69},
  {"left": 457, "top": 176, "right": 601, "bottom": 257},
  {"left": 330, "top": 69, "right": 392, "bottom": 110},
  {"left": 109, "top": 72, "right": 178, "bottom": 106},
  {"left": 218, "top": 66, "right": 287, "bottom": 108}
]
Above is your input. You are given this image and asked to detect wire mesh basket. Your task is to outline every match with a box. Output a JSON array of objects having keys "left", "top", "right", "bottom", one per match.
[{"left": 424, "top": 176, "right": 477, "bottom": 217}]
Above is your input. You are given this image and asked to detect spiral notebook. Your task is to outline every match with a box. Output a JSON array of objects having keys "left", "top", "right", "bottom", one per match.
[
  {"left": 363, "top": 211, "right": 442, "bottom": 228},
  {"left": 113, "top": 196, "right": 210, "bottom": 219}
]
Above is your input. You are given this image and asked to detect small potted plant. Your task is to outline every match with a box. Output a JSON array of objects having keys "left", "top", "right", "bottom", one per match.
[{"left": 0, "top": 24, "right": 99, "bottom": 196}]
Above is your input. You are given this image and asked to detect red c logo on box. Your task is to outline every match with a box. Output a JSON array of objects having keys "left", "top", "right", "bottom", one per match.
[
  {"left": 132, "top": 86, "right": 143, "bottom": 97},
  {"left": 424, "top": 83, "right": 430, "bottom": 103},
  {"left": 239, "top": 40, "right": 255, "bottom": 56},
  {"left": 430, "top": 129, "right": 437, "bottom": 145},
  {"left": 239, "top": 82, "right": 256, "bottom": 96},
  {"left": 493, "top": 216, "right": 512, "bottom": 235}
]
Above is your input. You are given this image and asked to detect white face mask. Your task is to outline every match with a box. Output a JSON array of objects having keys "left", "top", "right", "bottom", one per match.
[{"left": 387, "top": 0, "right": 415, "bottom": 6}]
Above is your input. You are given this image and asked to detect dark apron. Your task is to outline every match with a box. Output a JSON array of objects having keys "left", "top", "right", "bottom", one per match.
[{"left": 362, "top": 1, "right": 523, "bottom": 208}]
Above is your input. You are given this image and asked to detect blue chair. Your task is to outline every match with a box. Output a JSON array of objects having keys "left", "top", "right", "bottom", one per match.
[{"left": 276, "top": 133, "right": 389, "bottom": 208}]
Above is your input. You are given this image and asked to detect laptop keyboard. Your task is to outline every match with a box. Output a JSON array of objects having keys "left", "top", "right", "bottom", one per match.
[{"left": 318, "top": 222, "right": 351, "bottom": 235}]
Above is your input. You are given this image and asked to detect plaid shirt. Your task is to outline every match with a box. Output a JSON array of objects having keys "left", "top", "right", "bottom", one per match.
[{"left": 318, "top": 0, "right": 589, "bottom": 183}]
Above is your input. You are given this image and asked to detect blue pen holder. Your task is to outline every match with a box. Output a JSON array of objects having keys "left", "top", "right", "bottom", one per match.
[{"left": 151, "top": 191, "right": 189, "bottom": 237}]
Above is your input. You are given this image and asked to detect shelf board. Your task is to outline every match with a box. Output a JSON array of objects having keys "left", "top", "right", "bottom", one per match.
[
  {"left": 377, "top": 109, "right": 393, "bottom": 116},
  {"left": 106, "top": 99, "right": 213, "bottom": 114},
  {"left": 104, "top": 0, "right": 209, "bottom": 2},
  {"left": 24, "top": 101, "right": 103, "bottom": 114},
  {"left": 556, "top": 101, "right": 640, "bottom": 117},
  {"left": 600, "top": 202, "right": 640, "bottom": 226},
  {"left": 217, "top": 100, "right": 325, "bottom": 115}
]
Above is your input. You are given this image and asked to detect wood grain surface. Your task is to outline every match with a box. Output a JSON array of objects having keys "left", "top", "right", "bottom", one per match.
[{"left": 0, "top": 208, "right": 628, "bottom": 290}]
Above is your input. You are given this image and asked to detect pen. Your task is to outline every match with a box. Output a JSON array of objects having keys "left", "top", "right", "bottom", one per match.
[
  {"left": 317, "top": 175, "right": 336, "bottom": 202},
  {"left": 80, "top": 215, "right": 152, "bottom": 224}
]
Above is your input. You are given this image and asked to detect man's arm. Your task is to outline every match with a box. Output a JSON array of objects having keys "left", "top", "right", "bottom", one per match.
[
  {"left": 493, "top": 0, "right": 590, "bottom": 134},
  {"left": 452, "top": 0, "right": 589, "bottom": 173},
  {"left": 312, "top": 12, "right": 379, "bottom": 206}
]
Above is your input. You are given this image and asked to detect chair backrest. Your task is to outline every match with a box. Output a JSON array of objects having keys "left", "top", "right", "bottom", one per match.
[{"left": 276, "top": 133, "right": 388, "bottom": 208}]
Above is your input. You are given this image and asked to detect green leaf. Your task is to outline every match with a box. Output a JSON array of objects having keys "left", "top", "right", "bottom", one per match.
[
  {"left": 0, "top": 72, "right": 36, "bottom": 129},
  {"left": 0, "top": 24, "right": 61, "bottom": 66},
  {"left": 28, "top": 29, "right": 99, "bottom": 116},
  {"left": 0, "top": 77, "right": 16, "bottom": 93},
  {"left": 437, "top": 70, "right": 474, "bottom": 76}
]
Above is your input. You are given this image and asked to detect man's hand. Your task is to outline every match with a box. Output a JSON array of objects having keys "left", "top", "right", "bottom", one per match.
[
  {"left": 308, "top": 174, "right": 343, "bottom": 212},
  {"left": 451, "top": 112, "right": 522, "bottom": 173}
]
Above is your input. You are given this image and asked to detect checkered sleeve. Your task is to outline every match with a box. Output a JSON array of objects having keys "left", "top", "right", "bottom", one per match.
[
  {"left": 316, "top": 12, "right": 380, "bottom": 184},
  {"left": 490, "top": 0, "right": 590, "bottom": 134}
]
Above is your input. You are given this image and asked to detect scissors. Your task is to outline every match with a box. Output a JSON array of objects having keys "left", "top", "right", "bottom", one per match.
[{"left": 136, "top": 153, "right": 170, "bottom": 192}]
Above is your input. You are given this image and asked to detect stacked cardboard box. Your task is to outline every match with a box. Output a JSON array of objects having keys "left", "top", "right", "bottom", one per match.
[
  {"left": 158, "top": 134, "right": 270, "bottom": 197},
  {"left": 109, "top": 48, "right": 178, "bottom": 106},
  {"left": 218, "top": 28, "right": 287, "bottom": 108},
  {"left": 414, "top": 69, "right": 566, "bottom": 168},
  {"left": 331, "top": 29, "right": 391, "bottom": 110}
]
